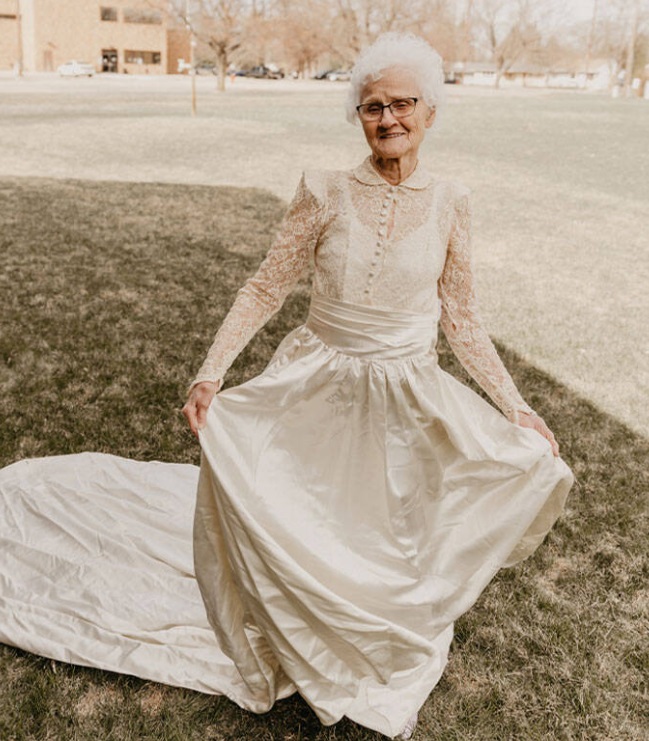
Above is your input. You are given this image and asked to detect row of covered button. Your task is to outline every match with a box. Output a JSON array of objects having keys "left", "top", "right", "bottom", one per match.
[{"left": 364, "top": 185, "right": 397, "bottom": 295}]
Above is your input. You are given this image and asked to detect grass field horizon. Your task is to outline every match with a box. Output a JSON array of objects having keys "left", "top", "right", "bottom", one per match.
[{"left": 1, "top": 76, "right": 646, "bottom": 439}]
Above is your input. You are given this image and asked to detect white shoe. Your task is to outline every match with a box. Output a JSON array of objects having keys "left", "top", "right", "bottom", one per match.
[{"left": 395, "top": 711, "right": 418, "bottom": 740}]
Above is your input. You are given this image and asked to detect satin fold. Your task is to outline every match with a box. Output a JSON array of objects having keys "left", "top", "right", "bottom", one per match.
[{"left": 305, "top": 292, "right": 438, "bottom": 360}]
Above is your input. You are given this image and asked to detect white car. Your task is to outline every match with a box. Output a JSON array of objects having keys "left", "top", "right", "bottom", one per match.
[
  {"left": 58, "top": 61, "right": 95, "bottom": 77},
  {"left": 326, "top": 69, "right": 351, "bottom": 82}
]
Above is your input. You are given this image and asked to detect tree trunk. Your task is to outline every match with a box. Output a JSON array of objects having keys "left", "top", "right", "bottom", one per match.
[
  {"left": 624, "top": 0, "right": 639, "bottom": 97},
  {"left": 216, "top": 49, "right": 227, "bottom": 93}
]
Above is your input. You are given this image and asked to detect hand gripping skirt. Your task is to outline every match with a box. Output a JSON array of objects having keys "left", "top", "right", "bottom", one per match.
[
  {"left": 193, "top": 292, "right": 575, "bottom": 738},
  {"left": 0, "top": 292, "right": 574, "bottom": 740}
]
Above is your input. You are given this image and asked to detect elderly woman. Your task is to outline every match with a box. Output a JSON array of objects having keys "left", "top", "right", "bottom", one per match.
[
  {"left": 181, "top": 33, "right": 574, "bottom": 740},
  {"left": 0, "top": 33, "right": 573, "bottom": 741}
]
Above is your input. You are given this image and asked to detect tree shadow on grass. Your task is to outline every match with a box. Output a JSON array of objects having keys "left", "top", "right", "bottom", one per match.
[{"left": 0, "top": 177, "right": 647, "bottom": 740}]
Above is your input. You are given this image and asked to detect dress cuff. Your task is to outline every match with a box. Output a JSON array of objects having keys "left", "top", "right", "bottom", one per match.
[
  {"left": 186, "top": 377, "right": 223, "bottom": 398},
  {"left": 507, "top": 405, "right": 538, "bottom": 424}
]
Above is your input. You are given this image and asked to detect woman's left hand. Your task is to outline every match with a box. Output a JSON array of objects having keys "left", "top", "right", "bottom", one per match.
[{"left": 516, "top": 411, "right": 560, "bottom": 457}]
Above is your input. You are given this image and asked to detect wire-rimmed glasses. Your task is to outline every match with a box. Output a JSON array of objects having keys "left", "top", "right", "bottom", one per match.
[{"left": 356, "top": 97, "right": 419, "bottom": 122}]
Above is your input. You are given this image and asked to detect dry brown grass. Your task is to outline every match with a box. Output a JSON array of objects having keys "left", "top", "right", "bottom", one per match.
[{"left": 0, "top": 176, "right": 647, "bottom": 740}]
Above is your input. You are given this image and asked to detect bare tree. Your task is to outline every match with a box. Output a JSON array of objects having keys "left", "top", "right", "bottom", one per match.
[
  {"left": 271, "top": 0, "right": 332, "bottom": 76},
  {"left": 418, "top": 0, "right": 463, "bottom": 62},
  {"left": 626, "top": 1, "right": 649, "bottom": 94},
  {"left": 325, "top": 0, "right": 457, "bottom": 64},
  {"left": 199, "top": 0, "right": 249, "bottom": 90},
  {"left": 474, "top": 0, "right": 549, "bottom": 86},
  {"left": 545, "top": 0, "right": 649, "bottom": 96},
  {"left": 163, "top": 0, "right": 249, "bottom": 90},
  {"left": 460, "top": 0, "right": 475, "bottom": 64},
  {"left": 581, "top": 0, "right": 649, "bottom": 91},
  {"left": 583, "top": 0, "right": 600, "bottom": 75},
  {"left": 327, "top": 0, "right": 364, "bottom": 61}
]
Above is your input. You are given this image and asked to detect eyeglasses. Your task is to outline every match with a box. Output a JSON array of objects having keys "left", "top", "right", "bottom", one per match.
[{"left": 356, "top": 97, "right": 419, "bottom": 122}]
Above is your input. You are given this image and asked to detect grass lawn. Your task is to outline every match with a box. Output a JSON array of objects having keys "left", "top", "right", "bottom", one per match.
[
  {"left": 0, "top": 176, "right": 647, "bottom": 740},
  {"left": 0, "top": 75, "right": 647, "bottom": 439}
]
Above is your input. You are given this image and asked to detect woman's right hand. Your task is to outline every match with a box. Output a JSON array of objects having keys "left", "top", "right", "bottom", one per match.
[
  {"left": 182, "top": 381, "right": 220, "bottom": 439},
  {"left": 516, "top": 410, "right": 560, "bottom": 457}
]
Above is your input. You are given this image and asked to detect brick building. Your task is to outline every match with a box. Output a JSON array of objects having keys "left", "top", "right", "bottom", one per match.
[{"left": 0, "top": 0, "right": 188, "bottom": 74}]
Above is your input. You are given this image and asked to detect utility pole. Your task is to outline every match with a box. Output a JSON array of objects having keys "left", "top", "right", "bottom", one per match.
[
  {"left": 16, "top": 0, "right": 24, "bottom": 76},
  {"left": 584, "top": 0, "right": 599, "bottom": 84},
  {"left": 185, "top": 0, "right": 197, "bottom": 116},
  {"left": 190, "top": 34, "right": 197, "bottom": 115},
  {"left": 624, "top": 0, "right": 639, "bottom": 97}
]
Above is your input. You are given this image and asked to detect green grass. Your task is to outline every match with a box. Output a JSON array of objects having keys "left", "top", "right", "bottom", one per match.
[{"left": 1, "top": 177, "right": 647, "bottom": 740}]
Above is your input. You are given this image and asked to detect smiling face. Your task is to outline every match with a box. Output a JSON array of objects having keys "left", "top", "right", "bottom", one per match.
[{"left": 358, "top": 66, "right": 435, "bottom": 167}]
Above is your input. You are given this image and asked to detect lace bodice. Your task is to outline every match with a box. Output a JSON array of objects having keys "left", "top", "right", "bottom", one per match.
[{"left": 190, "top": 157, "right": 535, "bottom": 422}]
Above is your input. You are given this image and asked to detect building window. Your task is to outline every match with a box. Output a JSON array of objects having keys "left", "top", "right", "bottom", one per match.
[
  {"left": 123, "top": 8, "right": 162, "bottom": 24},
  {"left": 125, "top": 50, "right": 162, "bottom": 65},
  {"left": 100, "top": 7, "right": 118, "bottom": 21}
]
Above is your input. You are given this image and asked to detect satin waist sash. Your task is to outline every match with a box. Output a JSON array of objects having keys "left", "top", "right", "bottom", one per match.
[{"left": 305, "top": 293, "right": 438, "bottom": 360}]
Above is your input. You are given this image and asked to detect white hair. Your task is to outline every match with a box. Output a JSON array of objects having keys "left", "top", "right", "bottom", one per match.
[{"left": 345, "top": 32, "right": 446, "bottom": 129}]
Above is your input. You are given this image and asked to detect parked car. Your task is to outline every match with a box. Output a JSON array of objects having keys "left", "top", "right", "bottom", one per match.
[
  {"left": 326, "top": 69, "right": 351, "bottom": 82},
  {"left": 241, "top": 65, "right": 285, "bottom": 79},
  {"left": 195, "top": 62, "right": 218, "bottom": 75},
  {"left": 57, "top": 60, "right": 95, "bottom": 77}
]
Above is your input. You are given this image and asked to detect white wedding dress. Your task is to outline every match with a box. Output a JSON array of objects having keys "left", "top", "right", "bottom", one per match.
[{"left": 0, "top": 157, "right": 574, "bottom": 739}]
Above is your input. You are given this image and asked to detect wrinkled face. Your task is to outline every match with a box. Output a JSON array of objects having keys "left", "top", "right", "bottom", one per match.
[{"left": 358, "top": 66, "right": 435, "bottom": 162}]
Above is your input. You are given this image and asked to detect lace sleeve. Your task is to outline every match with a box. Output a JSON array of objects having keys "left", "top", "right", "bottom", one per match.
[
  {"left": 187, "top": 173, "right": 325, "bottom": 395},
  {"left": 438, "top": 191, "right": 536, "bottom": 424}
]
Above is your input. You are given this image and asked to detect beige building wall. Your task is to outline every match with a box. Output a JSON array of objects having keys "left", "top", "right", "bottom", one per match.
[
  {"left": 95, "top": 1, "right": 167, "bottom": 75},
  {"left": 0, "top": 0, "right": 19, "bottom": 71},
  {"left": 166, "top": 27, "right": 190, "bottom": 75},
  {"left": 20, "top": 0, "right": 37, "bottom": 72},
  {"left": 28, "top": 0, "right": 97, "bottom": 71},
  {"left": 8, "top": 0, "right": 168, "bottom": 73}
]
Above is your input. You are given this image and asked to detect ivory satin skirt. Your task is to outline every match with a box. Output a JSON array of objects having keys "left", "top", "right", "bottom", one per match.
[{"left": 0, "top": 292, "right": 574, "bottom": 739}]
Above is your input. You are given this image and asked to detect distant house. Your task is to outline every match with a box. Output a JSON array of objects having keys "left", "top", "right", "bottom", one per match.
[
  {"left": 502, "top": 62, "right": 552, "bottom": 88},
  {"left": 570, "top": 58, "right": 616, "bottom": 91},
  {"left": 447, "top": 58, "right": 616, "bottom": 91},
  {"left": 450, "top": 61, "right": 499, "bottom": 86},
  {"left": 0, "top": 0, "right": 190, "bottom": 75}
]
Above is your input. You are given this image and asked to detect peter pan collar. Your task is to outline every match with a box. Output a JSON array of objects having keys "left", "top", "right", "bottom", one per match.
[{"left": 352, "top": 156, "right": 434, "bottom": 189}]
